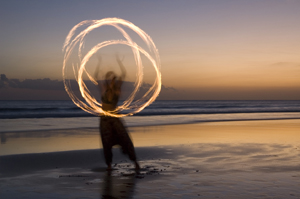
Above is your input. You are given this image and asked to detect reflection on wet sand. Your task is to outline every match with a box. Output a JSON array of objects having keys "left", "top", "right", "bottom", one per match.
[
  {"left": 1, "top": 140, "right": 300, "bottom": 198},
  {"left": 1, "top": 133, "right": 6, "bottom": 144},
  {"left": 1, "top": 119, "right": 300, "bottom": 156},
  {"left": 101, "top": 170, "right": 136, "bottom": 199}
]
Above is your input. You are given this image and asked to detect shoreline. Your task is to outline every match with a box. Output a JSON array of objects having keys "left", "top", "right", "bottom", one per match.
[
  {"left": 1, "top": 119, "right": 300, "bottom": 156},
  {"left": 1, "top": 112, "right": 300, "bottom": 133}
]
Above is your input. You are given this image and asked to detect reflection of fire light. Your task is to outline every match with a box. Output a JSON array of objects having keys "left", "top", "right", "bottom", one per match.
[{"left": 62, "top": 18, "right": 161, "bottom": 117}]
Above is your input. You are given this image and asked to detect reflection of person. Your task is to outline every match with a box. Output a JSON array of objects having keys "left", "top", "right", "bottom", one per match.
[
  {"left": 1, "top": 133, "right": 7, "bottom": 144},
  {"left": 95, "top": 54, "right": 140, "bottom": 170},
  {"left": 101, "top": 170, "right": 136, "bottom": 198}
]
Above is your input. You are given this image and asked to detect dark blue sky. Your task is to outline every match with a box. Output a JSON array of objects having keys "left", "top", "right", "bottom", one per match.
[{"left": 1, "top": 0, "right": 300, "bottom": 99}]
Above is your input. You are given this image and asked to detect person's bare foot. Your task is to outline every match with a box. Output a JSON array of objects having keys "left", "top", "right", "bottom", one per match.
[
  {"left": 134, "top": 161, "right": 140, "bottom": 171},
  {"left": 107, "top": 164, "right": 112, "bottom": 171}
]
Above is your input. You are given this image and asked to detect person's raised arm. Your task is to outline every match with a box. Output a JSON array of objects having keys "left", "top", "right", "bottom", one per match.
[
  {"left": 94, "top": 54, "right": 105, "bottom": 92},
  {"left": 94, "top": 54, "right": 102, "bottom": 81},
  {"left": 116, "top": 54, "right": 126, "bottom": 82}
]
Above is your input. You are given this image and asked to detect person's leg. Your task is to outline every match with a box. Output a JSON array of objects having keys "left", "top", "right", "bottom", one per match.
[
  {"left": 100, "top": 117, "right": 113, "bottom": 168},
  {"left": 113, "top": 118, "right": 140, "bottom": 170}
]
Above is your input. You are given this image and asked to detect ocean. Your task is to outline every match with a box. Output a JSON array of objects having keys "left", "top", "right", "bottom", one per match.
[{"left": 1, "top": 100, "right": 300, "bottom": 133}]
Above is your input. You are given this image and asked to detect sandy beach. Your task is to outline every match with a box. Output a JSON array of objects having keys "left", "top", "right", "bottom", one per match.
[{"left": 1, "top": 119, "right": 300, "bottom": 198}]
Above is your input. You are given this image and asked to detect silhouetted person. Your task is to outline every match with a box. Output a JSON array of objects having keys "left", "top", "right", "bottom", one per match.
[{"left": 95, "top": 54, "right": 140, "bottom": 170}]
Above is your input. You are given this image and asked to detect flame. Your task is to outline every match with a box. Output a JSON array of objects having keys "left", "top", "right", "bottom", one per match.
[{"left": 62, "top": 18, "right": 161, "bottom": 117}]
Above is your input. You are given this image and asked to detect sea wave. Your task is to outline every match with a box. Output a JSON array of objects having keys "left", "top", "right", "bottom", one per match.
[
  {"left": 1, "top": 100, "right": 300, "bottom": 119},
  {"left": 1, "top": 112, "right": 300, "bottom": 133}
]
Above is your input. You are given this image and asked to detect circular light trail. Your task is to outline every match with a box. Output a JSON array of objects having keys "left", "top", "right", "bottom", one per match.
[{"left": 62, "top": 18, "right": 161, "bottom": 117}]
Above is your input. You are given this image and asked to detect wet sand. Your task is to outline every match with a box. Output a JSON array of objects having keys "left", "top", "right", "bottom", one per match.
[{"left": 1, "top": 120, "right": 300, "bottom": 198}]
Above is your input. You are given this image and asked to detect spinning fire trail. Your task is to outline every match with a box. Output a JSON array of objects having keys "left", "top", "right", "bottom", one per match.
[{"left": 62, "top": 18, "right": 161, "bottom": 117}]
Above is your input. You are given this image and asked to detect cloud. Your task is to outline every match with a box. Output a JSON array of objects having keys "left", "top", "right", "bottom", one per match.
[
  {"left": 270, "top": 62, "right": 300, "bottom": 68},
  {"left": 0, "top": 74, "right": 178, "bottom": 100},
  {"left": 2, "top": 73, "right": 299, "bottom": 100}
]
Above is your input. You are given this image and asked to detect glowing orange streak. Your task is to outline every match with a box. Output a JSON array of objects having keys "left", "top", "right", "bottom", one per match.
[
  {"left": 78, "top": 40, "right": 161, "bottom": 117},
  {"left": 62, "top": 18, "right": 161, "bottom": 117},
  {"left": 71, "top": 21, "right": 144, "bottom": 112},
  {"left": 111, "top": 25, "right": 143, "bottom": 111}
]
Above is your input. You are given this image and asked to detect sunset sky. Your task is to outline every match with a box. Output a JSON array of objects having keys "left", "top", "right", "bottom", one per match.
[{"left": 1, "top": 0, "right": 300, "bottom": 100}]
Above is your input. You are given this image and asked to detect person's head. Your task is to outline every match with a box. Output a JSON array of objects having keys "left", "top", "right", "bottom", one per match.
[
  {"left": 105, "top": 71, "right": 117, "bottom": 85},
  {"left": 105, "top": 71, "right": 116, "bottom": 80}
]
